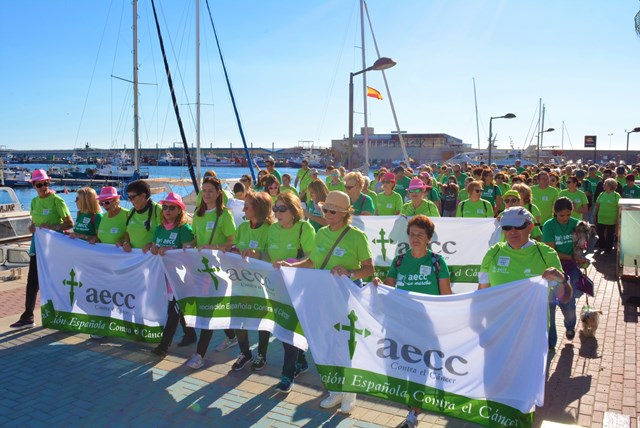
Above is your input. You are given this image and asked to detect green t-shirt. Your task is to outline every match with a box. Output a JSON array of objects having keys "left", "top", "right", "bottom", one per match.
[
  {"left": 195, "top": 189, "right": 229, "bottom": 212},
  {"left": 585, "top": 176, "right": 600, "bottom": 195},
  {"left": 388, "top": 251, "right": 450, "bottom": 294},
  {"left": 31, "top": 193, "right": 71, "bottom": 227},
  {"left": 458, "top": 189, "right": 469, "bottom": 202},
  {"left": 125, "top": 202, "right": 163, "bottom": 249},
  {"left": 351, "top": 193, "right": 375, "bottom": 215},
  {"left": 596, "top": 191, "right": 621, "bottom": 225},
  {"left": 266, "top": 220, "right": 316, "bottom": 262},
  {"left": 268, "top": 169, "right": 282, "bottom": 184},
  {"left": 558, "top": 189, "right": 588, "bottom": 219},
  {"left": 622, "top": 184, "right": 640, "bottom": 199},
  {"left": 531, "top": 186, "right": 559, "bottom": 225},
  {"left": 395, "top": 176, "right": 412, "bottom": 200},
  {"left": 375, "top": 191, "right": 403, "bottom": 215},
  {"left": 309, "top": 224, "right": 372, "bottom": 271},
  {"left": 192, "top": 208, "right": 236, "bottom": 246},
  {"left": 327, "top": 181, "right": 346, "bottom": 193},
  {"left": 234, "top": 221, "right": 271, "bottom": 254},
  {"left": 480, "top": 241, "right": 562, "bottom": 287},
  {"left": 542, "top": 217, "right": 578, "bottom": 255},
  {"left": 481, "top": 184, "right": 502, "bottom": 207},
  {"left": 400, "top": 200, "right": 440, "bottom": 217},
  {"left": 281, "top": 185, "right": 299, "bottom": 197},
  {"left": 367, "top": 190, "right": 378, "bottom": 207},
  {"left": 524, "top": 203, "right": 543, "bottom": 239},
  {"left": 307, "top": 201, "right": 324, "bottom": 231},
  {"left": 296, "top": 167, "right": 313, "bottom": 192},
  {"left": 73, "top": 212, "right": 101, "bottom": 236},
  {"left": 153, "top": 223, "right": 194, "bottom": 248},
  {"left": 456, "top": 199, "right": 493, "bottom": 218},
  {"left": 97, "top": 208, "right": 129, "bottom": 245}
]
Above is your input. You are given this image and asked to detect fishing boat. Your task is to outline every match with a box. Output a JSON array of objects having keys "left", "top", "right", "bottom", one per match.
[
  {"left": 202, "top": 156, "right": 237, "bottom": 167},
  {"left": 288, "top": 148, "right": 325, "bottom": 168},
  {"left": 1, "top": 167, "right": 32, "bottom": 187},
  {"left": 95, "top": 150, "right": 149, "bottom": 180}
]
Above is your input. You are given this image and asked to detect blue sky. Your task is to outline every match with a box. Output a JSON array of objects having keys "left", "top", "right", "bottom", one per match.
[{"left": 1, "top": 1, "right": 639, "bottom": 153}]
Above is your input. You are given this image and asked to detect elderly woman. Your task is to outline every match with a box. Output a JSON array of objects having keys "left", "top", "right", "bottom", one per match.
[
  {"left": 118, "top": 179, "right": 163, "bottom": 252},
  {"left": 344, "top": 171, "right": 375, "bottom": 215},
  {"left": 231, "top": 191, "right": 274, "bottom": 371},
  {"left": 11, "top": 169, "right": 74, "bottom": 329},
  {"left": 456, "top": 180, "right": 493, "bottom": 218},
  {"left": 267, "top": 192, "right": 316, "bottom": 393},
  {"left": 327, "top": 168, "right": 347, "bottom": 192},
  {"left": 375, "top": 172, "right": 403, "bottom": 215},
  {"left": 594, "top": 177, "right": 621, "bottom": 253},
  {"left": 400, "top": 178, "right": 440, "bottom": 217},
  {"left": 276, "top": 191, "right": 373, "bottom": 414},
  {"left": 542, "top": 197, "right": 587, "bottom": 348},
  {"left": 95, "top": 186, "right": 129, "bottom": 244},
  {"left": 498, "top": 189, "right": 521, "bottom": 216},
  {"left": 558, "top": 175, "right": 589, "bottom": 220},
  {"left": 69, "top": 187, "right": 102, "bottom": 244}
]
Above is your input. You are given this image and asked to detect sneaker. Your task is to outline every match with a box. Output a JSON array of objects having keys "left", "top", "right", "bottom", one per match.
[
  {"left": 177, "top": 334, "right": 197, "bottom": 347},
  {"left": 251, "top": 353, "right": 267, "bottom": 371},
  {"left": 397, "top": 409, "right": 418, "bottom": 428},
  {"left": 10, "top": 318, "right": 34, "bottom": 329},
  {"left": 340, "top": 393, "right": 357, "bottom": 414},
  {"left": 294, "top": 361, "right": 309, "bottom": 378},
  {"left": 231, "top": 353, "right": 252, "bottom": 371},
  {"left": 320, "top": 392, "right": 343, "bottom": 409},
  {"left": 275, "top": 376, "right": 293, "bottom": 393},
  {"left": 90, "top": 335, "right": 104, "bottom": 340},
  {"left": 215, "top": 336, "right": 238, "bottom": 352},
  {"left": 186, "top": 353, "right": 205, "bottom": 369},
  {"left": 566, "top": 330, "right": 575, "bottom": 340},
  {"left": 152, "top": 346, "right": 168, "bottom": 359}
]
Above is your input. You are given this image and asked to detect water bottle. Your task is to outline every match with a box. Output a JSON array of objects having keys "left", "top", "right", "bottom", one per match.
[{"left": 548, "top": 279, "right": 561, "bottom": 304}]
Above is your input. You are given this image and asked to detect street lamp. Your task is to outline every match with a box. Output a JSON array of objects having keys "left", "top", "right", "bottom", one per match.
[
  {"left": 626, "top": 127, "right": 640, "bottom": 163},
  {"left": 488, "top": 113, "right": 516, "bottom": 166},
  {"left": 348, "top": 57, "right": 396, "bottom": 169},
  {"left": 536, "top": 127, "right": 555, "bottom": 164}
]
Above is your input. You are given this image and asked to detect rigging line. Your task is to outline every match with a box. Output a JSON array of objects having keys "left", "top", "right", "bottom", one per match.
[
  {"left": 73, "top": 0, "right": 115, "bottom": 150},
  {"left": 204, "top": 0, "right": 256, "bottom": 183},
  {"left": 563, "top": 122, "right": 574, "bottom": 150},
  {"left": 523, "top": 102, "right": 540, "bottom": 151},
  {"left": 150, "top": 0, "right": 199, "bottom": 194},
  {"left": 111, "top": 0, "right": 126, "bottom": 150}
]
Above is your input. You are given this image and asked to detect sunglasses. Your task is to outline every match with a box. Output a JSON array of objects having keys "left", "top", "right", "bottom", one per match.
[
  {"left": 162, "top": 205, "right": 178, "bottom": 211},
  {"left": 504, "top": 198, "right": 519, "bottom": 204},
  {"left": 127, "top": 193, "right": 141, "bottom": 200},
  {"left": 502, "top": 222, "right": 530, "bottom": 231},
  {"left": 272, "top": 205, "right": 288, "bottom": 213},
  {"left": 100, "top": 200, "right": 112, "bottom": 206},
  {"left": 408, "top": 188, "right": 423, "bottom": 193},
  {"left": 473, "top": 189, "right": 482, "bottom": 193},
  {"left": 35, "top": 182, "right": 50, "bottom": 189},
  {"left": 322, "top": 208, "right": 337, "bottom": 215}
]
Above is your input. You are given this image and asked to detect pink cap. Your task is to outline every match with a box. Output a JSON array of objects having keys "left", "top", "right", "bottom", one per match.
[
  {"left": 30, "top": 169, "right": 50, "bottom": 182},
  {"left": 160, "top": 192, "right": 186, "bottom": 210},
  {"left": 407, "top": 178, "right": 426, "bottom": 191},
  {"left": 97, "top": 186, "right": 119, "bottom": 201},
  {"left": 381, "top": 172, "right": 396, "bottom": 183}
]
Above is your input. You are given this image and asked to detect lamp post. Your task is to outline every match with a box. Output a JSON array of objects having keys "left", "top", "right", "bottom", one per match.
[
  {"left": 626, "top": 127, "right": 640, "bottom": 163},
  {"left": 488, "top": 113, "right": 516, "bottom": 166},
  {"left": 348, "top": 57, "right": 396, "bottom": 170},
  {"left": 536, "top": 127, "right": 555, "bottom": 164}
]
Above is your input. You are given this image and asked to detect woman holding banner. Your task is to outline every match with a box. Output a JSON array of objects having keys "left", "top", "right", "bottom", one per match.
[
  {"left": 68, "top": 187, "right": 102, "bottom": 244},
  {"left": 95, "top": 186, "right": 129, "bottom": 245},
  {"left": 267, "top": 192, "right": 316, "bottom": 393},
  {"left": 183, "top": 176, "right": 237, "bottom": 368},
  {"left": 400, "top": 178, "right": 440, "bottom": 217},
  {"left": 117, "top": 179, "right": 163, "bottom": 252},
  {"left": 275, "top": 190, "right": 373, "bottom": 414},
  {"left": 10, "top": 169, "right": 74, "bottom": 329},
  {"left": 231, "top": 191, "right": 274, "bottom": 372}
]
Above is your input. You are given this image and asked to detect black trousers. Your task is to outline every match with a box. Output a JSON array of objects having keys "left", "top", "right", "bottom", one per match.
[
  {"left": 282, "top": 342, "right": 307, "bottom": 380},
  {"left": 19, "top": 255, "right": 39, "bottom": 321},
  {"left": 596, "top": 223, "right": 615, "bottom": 251},
  {"left": 235, "top": 329, "right": 270, "bottom": 358}
]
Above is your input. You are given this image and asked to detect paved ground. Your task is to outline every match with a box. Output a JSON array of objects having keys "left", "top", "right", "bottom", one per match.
[{"left": 0, "top": 249, "right": 638, "bottom": 428}]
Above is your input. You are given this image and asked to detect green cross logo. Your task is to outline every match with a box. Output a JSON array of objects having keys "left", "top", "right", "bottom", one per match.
[
  {"left": 197, "top": 256, "right": 221, "bottom": 290},
  {"left": 62, "top": 268, "right": 82, "bottom": 306},
  {"left": 372, "top": 228, "right": 393, "bottom": 261},
  {"left": 334, "top": 309, "right": 371, "bottom": 360}
]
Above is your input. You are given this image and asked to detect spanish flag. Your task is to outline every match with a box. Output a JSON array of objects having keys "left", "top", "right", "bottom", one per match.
[{"left": 367, "top": 86, "right": 383, "bottom": 100}]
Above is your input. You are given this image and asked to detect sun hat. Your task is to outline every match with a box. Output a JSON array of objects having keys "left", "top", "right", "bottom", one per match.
[
  {"left": 160, "top": 192, "right": 186, "bottom": 210},
  {"left": 407, "top": 178, "right": 426, "bottom": 191},
  {"left": 502, "top": 190, "right": 521, "bottom": 200},
  {"left": 317, "top": 191, "right": 352, "bottom": 213},
  {"left": 500, "top": 207, "right": 534, "bottom": 228},
  {"left": 381, "top": 172, "right": 396, "bottom": 183},
  {"left": 97, "top": 186, "right": 120, "bottom": 201},
  {"left": 309, "top": 168, "right": 318, "bottom": 175},
  {"left": 29, "top": 169, "right": 50, "bottom": 182}
]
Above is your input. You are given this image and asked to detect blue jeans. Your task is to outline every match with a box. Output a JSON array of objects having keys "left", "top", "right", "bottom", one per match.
[{"left": 548, "top": 264, "right": 583, "bottom": 348}]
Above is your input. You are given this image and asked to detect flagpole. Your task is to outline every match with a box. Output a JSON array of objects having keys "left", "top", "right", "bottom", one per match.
[{"left": 360, "top": 0, "right": 370, "bottom": 175}]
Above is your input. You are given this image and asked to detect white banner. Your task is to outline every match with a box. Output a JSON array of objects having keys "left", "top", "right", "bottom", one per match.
[
  {"left": 35, "top": 229, "right": 168, "bottom": 342},
  {"left": 282, "top": 266, "right": 548, "bottom": 427},
  {"left": 161, "top": 250, "right": 307, "bottom": 350}
]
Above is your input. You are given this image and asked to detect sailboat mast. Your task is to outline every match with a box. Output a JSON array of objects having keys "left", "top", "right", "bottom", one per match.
[
  {"left": 473, "top": 78, "right": 480, "bottom": 150},
  {"left": 360, "top": 0, "right": 369, "bottom": 175},
  {"left": 196, "top": 0, "right": 201, "bottom": 179},
  {"left": 133, "top": 0, "right": 139, "bottom": 170}
]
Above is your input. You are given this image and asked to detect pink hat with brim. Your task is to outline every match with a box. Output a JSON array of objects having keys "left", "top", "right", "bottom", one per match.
[
  {"left": 97, "top": 186, "right": 120, "bottom": 201},
  {"left": 381, "top": 172, "right": 396, "bottom": 183},
  {"left": 407, "top": 178, "right": 426, "bottom": 191},
  {"left": 160, "top": 192, "right": 186, "bottom": 210},
  {"left": 29, "top": 169, "right": 50, "bottom": 182}
]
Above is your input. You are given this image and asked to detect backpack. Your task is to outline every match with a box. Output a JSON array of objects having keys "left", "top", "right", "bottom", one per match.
[{"left": 459, "top": 200, "right": 490, "bottom": 218}]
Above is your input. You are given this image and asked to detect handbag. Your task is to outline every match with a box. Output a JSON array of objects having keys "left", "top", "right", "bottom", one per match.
[{"left": 576, "top": 270, "right": 594, "bottom": 297}]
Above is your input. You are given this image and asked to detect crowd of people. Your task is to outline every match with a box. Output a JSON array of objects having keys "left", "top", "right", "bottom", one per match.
[{"left": 9, "top": 156, "right": 639, "bottom": 428}]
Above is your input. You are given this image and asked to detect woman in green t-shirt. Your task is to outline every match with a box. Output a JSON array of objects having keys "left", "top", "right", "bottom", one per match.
[
  {"left": 481, "top": 170, "right": 503, "bottom": 216},
  {"left": 275, "top": 190, "right": 373, "bottom": 414},
  {"left": 375, "top": 172, "right": 403, "bottom": 216},
  {"left": 344, "top": 172, "right": 375, "bottom": 216},
  {"left": 558, "top": 175, "right": 589, "bottom": 220},
  {"left": 267, "top": 193, "right": 316, "bottom": 393},
  {"left": 11, "top": 169, "right": 74, "bottom": 329},
  {"left": 95, "top": 186, "right": 129, "bottom": 245},
  {"left": 512, "top": 183, "right": 543, "bottom": 241},
  {"left": 456, "top": 180, "right": 493, "bottom": 218},
  {"left": 303, "top": 180, "right": 329, "bottom": 231},
  {"left": 69, "top": 187, "right": 102, "bottom": 244},
  {"left": 400, "top": 178, "right": 440, "bottom": 217},
  {"left": 119, "top": 179, "right": 162, "bottom": 251},
  {"left": 594, "top": 178, "right": 621, "bottom": 253},
  {"left": 264, "top": 174, "right": 281, "bottom": 204}
]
